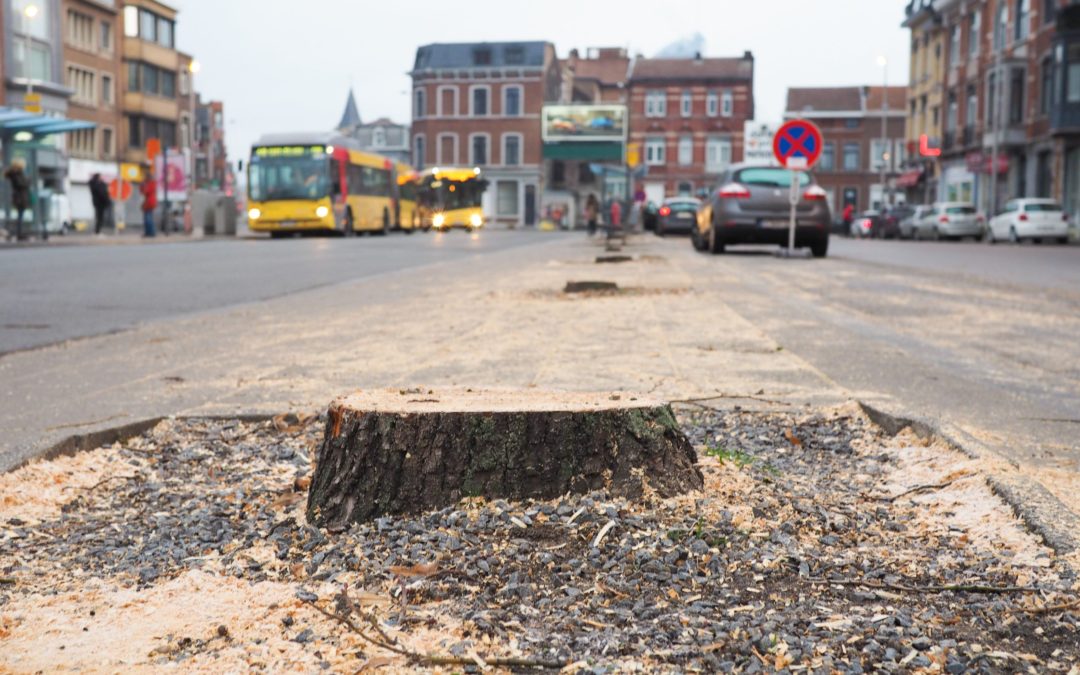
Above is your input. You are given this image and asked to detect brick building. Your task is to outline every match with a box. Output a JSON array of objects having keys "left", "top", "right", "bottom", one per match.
[
  {"left": 903, "top": 0, "right": 1080, "bottom": 224},
  {"left": 564, "top": 47, "right": 630, "bottom": 104},
  {"left": 62, "top": 0, "right": 122, "bottom": 221},
  {"left": 785, "top": 86, "right": 908, "bottom": 214},
  {"left": 410, "top": 41, "right": 561, "bottom": 227},
  {"left": 627, "top": 52, "right": 755, "bottom": 201}
]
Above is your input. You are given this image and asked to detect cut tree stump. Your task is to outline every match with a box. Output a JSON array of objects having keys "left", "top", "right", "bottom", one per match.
[{"left": 306, "top": 389, "right": 704, "bottom": 528}]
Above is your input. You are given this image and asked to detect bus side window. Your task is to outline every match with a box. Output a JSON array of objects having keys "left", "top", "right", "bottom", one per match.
[{"left": 329, "top": 160, "right": 342, "bottom": 195}]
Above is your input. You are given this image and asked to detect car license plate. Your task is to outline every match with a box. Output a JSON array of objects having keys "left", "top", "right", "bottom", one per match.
[
  {"left": 763, "top": 220, "right": 789, "bottom": 229},
  {"left": 677, "top": 212, "right": 693, "bottom": 220},
  {"left": 279, "top": 221, "right": 295, "bottom": 228}
]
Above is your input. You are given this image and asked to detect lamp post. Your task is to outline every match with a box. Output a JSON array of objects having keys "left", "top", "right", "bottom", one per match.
[
  {"left": 21, "top": 3, "right": 45, "bottom": 241},
  {"left": 878, "top": 56, "right": 889, "bottom": 211}
]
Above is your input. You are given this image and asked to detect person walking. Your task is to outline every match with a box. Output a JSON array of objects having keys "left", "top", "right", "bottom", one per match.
[
  {"left": 140, "top": 167, "right": 158, "bottom": 238},
  {"left": 584, "top": 194, "right": 600, "bottom": 237},
  {"left": 842, "top": 203, "right": 855, "bottom": 234},
  {"left": 89, "top": 173, "right": 112, "bottom": 236},
  {"left": 4, "top": 160, "right": 31, "bottom": 241}
]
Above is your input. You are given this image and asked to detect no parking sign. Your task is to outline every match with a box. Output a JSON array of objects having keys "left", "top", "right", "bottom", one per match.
[{"left": 773, "top": 120, "right": 823, "bottom": 170}]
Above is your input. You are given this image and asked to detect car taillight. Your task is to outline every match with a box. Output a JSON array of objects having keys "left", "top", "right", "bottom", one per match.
[
  {"left": 802, "top": 185, "right": 827, "bottom": 201},
  {"left": 659, "top": 206, "right": 671, "bottom": 217},
  {"left": 939, "top": 216, "right": 950, "bottom": 224},
  {"left": 860, "top": 219, "right": 873, "bottom": 230},
  {"left": 718, "top": 183, "right": 751, "bottom": 199},
  {"left": 1018, "top": 213, "right": 1029, "bottom": 222}
]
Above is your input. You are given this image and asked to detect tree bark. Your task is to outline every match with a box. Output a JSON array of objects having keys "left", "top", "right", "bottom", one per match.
[{"left": 306, "top": 390, "right": 703, "bottom": 528}]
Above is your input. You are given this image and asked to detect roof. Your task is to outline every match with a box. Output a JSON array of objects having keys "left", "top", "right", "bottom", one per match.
[
  {"left": 785, "top": 86, "right": 908, "bottom": 115},
  {"left": 359, "top": 117, "right": 406, "bottom": 128},
  {"left": 865, "top": 86, "right": 907, "bottom": 111},
  {"left": 413, "top": 42, "right": 550, "bottom": 71},
  {"left": 0, "top": 107, "right": 96, "bottom": 138},
  {"left": 254, "top": 132, "right": 362, "bottom": 150},
  {"left": 786, "top": 87, "right": 864, "bottom": 113},
  {"left": 629, "top": 56, "right": 753, "bottom": 82},
  {"left": 338, "top": 89, "right": 361, "bottom": 131}
]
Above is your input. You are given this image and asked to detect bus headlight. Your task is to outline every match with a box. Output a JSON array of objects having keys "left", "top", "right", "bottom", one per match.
[
  {"left": 433, "top": 214, "right": 446, "bottom": 229},
  {"left": 316, "top": 205, "right": 330, "bottom": 219},
  {"left": 470, "top": 214, "right": 483, "bottom": 228},
  {"left": 248, "top": 208, "right": 261, "bottom": 220}
]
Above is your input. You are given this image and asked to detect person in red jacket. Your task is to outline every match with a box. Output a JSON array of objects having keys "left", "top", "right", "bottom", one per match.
[
  {"left": 842, "top": 203, "right": 855, "bottom": 231},
  {"left": 140, "top": 166, "right": 158, "bottom": 237}
]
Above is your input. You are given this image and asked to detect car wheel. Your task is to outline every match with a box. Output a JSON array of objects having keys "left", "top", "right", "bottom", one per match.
[
  {"left": 931, "top": 226, "right": 941, "bottom": 241},
  {"left": 708, "top": 224, "right": 725, "bottom": 255},
  {"left": 656, "top": 223, "right": 665, "bottom": 237},
  {"left": 810, "top": 238, "right": 829, "bottom": 259},
  {"left": 1009, "top": 226, "right": 1019, "bottom": 244},
  {"left": 691, "top": 227, "right": 706, "bottom": 252},
  {"left": 1057, "top": 236, "right": 1070, "bottom": 245}
]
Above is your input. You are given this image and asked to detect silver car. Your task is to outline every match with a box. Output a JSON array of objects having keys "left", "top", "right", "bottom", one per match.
[
  {"left": 900, "top": 205, "right": 933, "bottom": 239},
  {"left": 915, "top": 202, "right": 983, "bottom": 240},
  {"left": 692, "top": 164, "right": 832, "bottom": 257}
]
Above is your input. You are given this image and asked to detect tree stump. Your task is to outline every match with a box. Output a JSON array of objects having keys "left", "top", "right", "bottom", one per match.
[{"left": 306, "top": 389, "right": 704, "bottom": 528}]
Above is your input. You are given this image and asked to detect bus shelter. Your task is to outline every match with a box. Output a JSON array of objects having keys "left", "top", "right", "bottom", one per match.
[{"left": 0, "top": 106, "right": 95, "bottom": 238}]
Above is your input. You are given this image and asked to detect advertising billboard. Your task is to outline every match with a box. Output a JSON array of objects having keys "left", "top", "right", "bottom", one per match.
[
  {"left": 744, "top": 122, "right": 781, "bottom": 167},
  {"left": 542, "top": 105, "right": 628, "bottom": 143}
]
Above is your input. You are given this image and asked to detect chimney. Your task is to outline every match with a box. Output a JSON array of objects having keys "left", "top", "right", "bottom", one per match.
[{"left": 743, "top": 50, "right": 753, "bottom": 61}]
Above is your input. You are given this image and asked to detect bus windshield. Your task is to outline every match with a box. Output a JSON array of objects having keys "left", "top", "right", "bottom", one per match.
[
  {"left": 249, "top": 150, "right": 331, "bottom": 202},
  {"left": 421, "top": 177, "right": 487, "bottom": 211}
]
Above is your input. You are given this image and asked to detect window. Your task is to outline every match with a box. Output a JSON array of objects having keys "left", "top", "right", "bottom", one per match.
[
  {"left": 102, "top": 127, "right": 114, "bottom": 159},
  {"left": 893, "top": 141, "right": 906, "bottom": 171},
  {"left": 994, "top": 4, "right": 1008, "bottom": 51},
  {"left": 414, "top": 135, "right": 426, "bottom": 169},
  {"left": 503, "top": 134, "right": 521, "bottom": 166},
  {"left": 677, "top": 182, "right": 693, "bottom": 195},
  {"left": 13, "top": 0, "right": 50, "bottom": 39},
  {"left": 128, "top": 116, "right": 142, "bottom": 147},
  {"left": 101, "top": 20, "right": 112, "bottom": 52},
  {"left": 123, "top": 5, "right": 138, "bottom": 37},
  {"left": 843, "top": 143, "right": 860, "bottom": 171},
  {"left": 471, "top": 135, "right": 488, "bottom": 165},
  {"left": 496, "top": 180, "right": 519, "bottom": 216},
  {"left": 473, "top": 48, "right": 492, "bottom": 66},
  {"left": 128, "top": 116, "right": 176, "bottom": 148},
  {"left": 947, "top": 90, "right": 958, "bottom": 131},
  {"left": 1069, "top": 61, "right": 1080, "bottom": 103},
  {"left": 67, "top": 65, "right": 96, "bottom": 105},
  {"left": 681, "top": 90, "right": 692, "bottom": 117},
  {"left": 414, "top": 89, "right": 426, "bottom": 118},
  {"left": 179, "top": 71, "right": 189, "bottom": 96},
  {"left": 678, "top": 135, "right": 693, "bottom": 165},
  {"left": 721, "top": 90, "right": 734, "bottom": 116},
  {"left": 870, "top": 139, "right": 890, "bottom": 171},
  {"left": 503, "top": 86, "right": 522, "bottom": 116},
  {"left": 988, "top": 72, "right": 998, "bottom": 123},
  {"left": 139, "top": 9, "right": 156, "bottom": 41},
  {"left": 706, "top": 92, "right": 719, "bottom": 117},
  {"left": 68, "top": 129, "right": 95, "bottom": 157},
  {"left": 969, "top": 11, "right": 981, "bottom": 57},
  {"left": 471, "top": 86, "right": 489, "bottom": 116},
  {"left": 1042, "top": 57, "right": 1054, "bottom": 115},
  {"left": 846, "top": 118, "right": 861, "bottom": 129},
  {"left": 102, "top": 74, "right": 113, "bottom": 106},
  {"left": 373, "top": 127, "right": 386, "bottom": 148},
  {"left": 504, "top": 46, "right": 525, "bottom": 65},
  {"left": 645, "top": 90, "right": 666, "bottom": 117},
  {"left": 127, "top": 61, "right": 140, "bottom": 92},
  {"left": 160, "top": 70, "right": 176, "bottom": 98},
  {"left": 1009, "top": 68, "right": 1025, "bottom": 123},
  {"left": 950, "top": 24, "right": 960, "bottom": 66},
  {"left": 67, "top": 10, "right": 94, "bottom": 50},
  {"left": 966, "top": 85, "right": 977, "bottom": 126},
  {"left": 179, "top": 114, "right": 190, "bottom": 149},
  {"left": 820, "top": 142, "right": 835, "bottom": 171},
  {"left": 1015, "top": 0, "right": 1030, "bottom": 42},
  {"left": 438, "top": 133, "right": 457, "bottom": 164},
  {"left": 157, "top": 16, "right": 174, "bottom": 48},
  {"left": 645, "top": 137, "right": 666, "bottom": 165},
  {"left": 439, "top": 87, "right": 457, "bottom": 116},
  {"left": 705, "top": 137, "right": 731, "bottom": 173},
  {"left": 1045, "top": 0, "right": 1057, "bottom": 24}
]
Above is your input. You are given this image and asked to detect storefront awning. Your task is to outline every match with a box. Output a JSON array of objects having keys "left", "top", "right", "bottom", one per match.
[
  {"left": 896, "top": 168, "right": 924, "bottom": 188},
  {"left": 0, "top": 106, "right": 96, "bottom": 138}
]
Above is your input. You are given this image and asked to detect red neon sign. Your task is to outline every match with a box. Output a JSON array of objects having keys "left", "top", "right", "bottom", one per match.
[{"left": 919, "top": 134, "right": 941, "bottom": 157}]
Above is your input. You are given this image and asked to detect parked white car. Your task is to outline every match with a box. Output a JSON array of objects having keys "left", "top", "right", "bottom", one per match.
[
  {"left": 900, "top": 205, "right": 933, "bottom": 239},
  {"left": 915, "top": 202, "right": 983, "bottom": 240},
  {"left": 986, "top": 198, "right": 1070, "bottom": 244}
]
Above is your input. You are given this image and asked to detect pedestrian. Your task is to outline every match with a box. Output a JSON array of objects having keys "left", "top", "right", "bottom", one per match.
[
  {"left": 4, "top": 159, "right": 31, "bottom": 241},
  {"left": 609, "top": 199, "right": 622, "bottom": 236},
  {"left": 140, "top": 166, "right": 157, "bottom": 238},
  {"left": 89, "top": 173, "right": 112, "bottom": 236},
  {"left": 584, "top": 194, "right": 600, "bottom": 236},
  {"left": 842, "top": 203, "right": 855, "bottom": 232}
]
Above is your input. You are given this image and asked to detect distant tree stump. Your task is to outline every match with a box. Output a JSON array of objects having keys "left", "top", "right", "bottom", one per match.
[{"left": 306, "top": 390, "right": 704, "bottom": 528}]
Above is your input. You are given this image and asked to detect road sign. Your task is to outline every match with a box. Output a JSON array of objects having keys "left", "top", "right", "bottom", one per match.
[
  {"left": 744, "top": 122, "right": 780, "bottom": 166},
  {"left": 24, "top": 92, "right": 42, "bottom": 114},
  {"left": 146, "top": 138, "right": 161, "bottom": 162},
  {"left": 627, "top": 142, "right": 641, "bottom": 169},
  {"left": 109, "top": 179, "right": 133, "bottom": 201},
  {"left": 773, "top": 119, "right": 823, "bottom": 170}
]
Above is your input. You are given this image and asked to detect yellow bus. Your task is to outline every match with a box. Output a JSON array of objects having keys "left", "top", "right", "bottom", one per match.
[
  {"left": 246, "top": 133, "right": 398, "bottom": 237},
  {"left": 395, "top": 163, "right": 421, "bottom": 232},
  {"left": 419, "top": 167, "right": 488, "bottom": 232}
]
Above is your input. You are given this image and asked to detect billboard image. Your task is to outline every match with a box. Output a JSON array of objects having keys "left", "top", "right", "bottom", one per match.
[{"left": 542, "top": 105, "right": 628, "bottom": 143}]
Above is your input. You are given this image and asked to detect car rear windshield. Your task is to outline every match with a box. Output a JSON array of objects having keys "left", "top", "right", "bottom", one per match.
[
  {"left": 1024, "top": 202, "right": 1063, "bottom": 212},
  {"left": 667, "top": 201, "right": 698, "bottom": 210},
  {"left": 734, "top": 168, "right": 811, "bottom": 187},
  {"left": 945, "top": 206, "right": 976, "bottom": 215}
]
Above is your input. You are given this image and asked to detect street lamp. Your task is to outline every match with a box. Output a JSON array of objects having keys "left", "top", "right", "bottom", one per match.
[
  {"left": 22, "top": 4, "right": 39, "bottom": 94},
  {"left": 188, "top": 60, "right": 201, "bottom": 74},
  {"left": 877, "top": 56, "right": 889, "bottom": 211}
]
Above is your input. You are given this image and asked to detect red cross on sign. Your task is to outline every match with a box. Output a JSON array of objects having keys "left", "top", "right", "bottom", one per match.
[{"left": 773, "top": 119, "right": 824, "bottom": 170}]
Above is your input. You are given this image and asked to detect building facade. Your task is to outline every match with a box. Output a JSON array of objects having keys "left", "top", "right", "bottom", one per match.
[
  {"left": 410, "top": 41, "right": 561, "bottom": 227},
  {"left": 194, "top": 95, "right": 227, "bottom": 190},
  {"left": 61, "top": 0, "right": 122, "bottom": 221},
  {"left": 786, "top": 86, "right": 908, "bottom": 214},
  {"left": 902, "top": 0, "right": 948, "bottom": 204},
  {"left": 627, "top": 52, "right": 755, "bottom": 202}
]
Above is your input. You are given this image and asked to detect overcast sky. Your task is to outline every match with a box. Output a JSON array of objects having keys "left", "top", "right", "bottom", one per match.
[{"left": 171, "top": 0, "right": 911, "bottom": 164}]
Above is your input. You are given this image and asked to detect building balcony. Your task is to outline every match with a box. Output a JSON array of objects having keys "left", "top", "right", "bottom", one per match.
[
  {"left": 982, "top": 125, "right": 1027, "bottom": 147},
  {"left": 961, "top": 125, "right": 976, "bottom": 147},
  {"left": 1050, "top": 102, "right": 1080, "bottom": 134}
]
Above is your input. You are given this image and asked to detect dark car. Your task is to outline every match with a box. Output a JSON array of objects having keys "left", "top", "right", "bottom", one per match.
[
  {"left": 655, "top": 197, "right": 701, "bottom": 236},
  {"left": 850, "top": 211, "right": 884, "bottom": 238},
  {"left": 691, "top": 164, "right": 831, "bottom": 257}
]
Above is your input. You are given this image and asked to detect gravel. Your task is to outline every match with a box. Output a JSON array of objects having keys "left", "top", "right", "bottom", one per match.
[{"left": 1, "top": 408, "right": 1078, "bottom": 672}]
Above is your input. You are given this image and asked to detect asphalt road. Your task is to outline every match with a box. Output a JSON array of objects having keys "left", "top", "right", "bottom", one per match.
[{"left": 0, "top": 231, "right": 547, "bottom": 355}]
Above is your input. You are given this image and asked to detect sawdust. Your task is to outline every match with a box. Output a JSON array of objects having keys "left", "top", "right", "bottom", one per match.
[{"left": 0, "top": 445, "right": 128, "bottom": 524}]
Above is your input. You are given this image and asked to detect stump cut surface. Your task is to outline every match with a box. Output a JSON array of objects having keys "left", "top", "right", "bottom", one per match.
[{"left": 307, "top": 389, "right": 703, "bottom": 528}]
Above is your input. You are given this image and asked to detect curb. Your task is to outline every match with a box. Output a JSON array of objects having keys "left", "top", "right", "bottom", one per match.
[{"left": 859, "top": 401, "right": 1080, "bottom": 567}]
